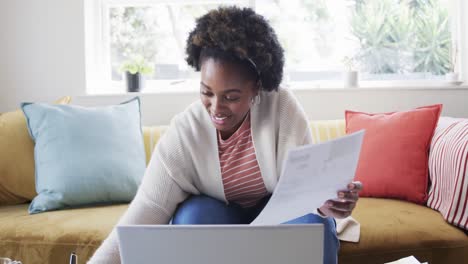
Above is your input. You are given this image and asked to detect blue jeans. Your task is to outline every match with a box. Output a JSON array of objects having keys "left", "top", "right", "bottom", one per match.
[{"left": 172, "top": 195, "right": 339, "bottom": 264}]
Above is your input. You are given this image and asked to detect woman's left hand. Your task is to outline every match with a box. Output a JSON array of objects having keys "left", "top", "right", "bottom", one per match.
[{"left": 318, "top": 181, "right": 363, "bottom": 219}]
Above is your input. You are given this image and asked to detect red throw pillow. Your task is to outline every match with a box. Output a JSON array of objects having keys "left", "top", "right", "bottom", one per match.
[{"left": 346, "top": 104, "right": 442, "bottom": 204}]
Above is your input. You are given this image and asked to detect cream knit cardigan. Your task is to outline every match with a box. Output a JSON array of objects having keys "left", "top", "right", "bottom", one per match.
[{"left": 88, "top": 88, "right": 360, "bottom": 264}]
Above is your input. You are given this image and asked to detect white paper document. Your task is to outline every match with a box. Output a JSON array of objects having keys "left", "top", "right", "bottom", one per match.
[
  {"left": 251, "top": 130, "right": 365, "bottom": 225},
  {"left": 384, "top": 256, "right": 427, "bottom": 264}
]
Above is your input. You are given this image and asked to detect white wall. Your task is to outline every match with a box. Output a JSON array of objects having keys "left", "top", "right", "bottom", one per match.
[
  {"left": 0, "top": 0, "right": 86, "bottom": 111},
  {"left": 1, "top": 1, "right": 467, "bottom": 125}
]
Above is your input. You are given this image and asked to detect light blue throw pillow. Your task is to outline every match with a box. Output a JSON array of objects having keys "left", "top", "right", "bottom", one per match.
[{"left": 21, "top": 97, "right": 146, "bottom": 214}]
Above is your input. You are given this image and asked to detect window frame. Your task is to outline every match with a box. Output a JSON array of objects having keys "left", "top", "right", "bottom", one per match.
[{"left": 85, "top": 0, "right": 467, "bottom": 95}]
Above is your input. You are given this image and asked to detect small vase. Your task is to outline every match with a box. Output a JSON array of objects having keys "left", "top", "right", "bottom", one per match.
[
  {"left": 125, "top": 72, "right": 143, "bottom": 92},
  {"left": 344, "top": 71, "right": 359, "bottom": 88}
]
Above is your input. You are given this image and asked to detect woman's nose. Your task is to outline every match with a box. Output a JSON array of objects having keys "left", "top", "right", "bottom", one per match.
[{"left": 210, "top": 97, "right": 224, "bottom": 112}]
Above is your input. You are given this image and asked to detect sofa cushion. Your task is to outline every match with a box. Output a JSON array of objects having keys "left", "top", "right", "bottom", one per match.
[
  {"left": 339, "top": 198, "right": 468, "bottom": 264},
  {"left": 0, "top": 96, "right": 71, "bottom": 205},
  {"left": 427, "top": 117, "right": 468, "bottom": 230},
  {"left": 309, "top": 119, "right": 346, "bottom": 143},
  {"left": 0, "top": 203, "right": 128, "bottom": 264},
  {"left": 142, "top": 125, "right": 168, "bottom": 164},
  {"left": 345, "top": 105, "right": 442, "bottom": 204},
  {"left": 21, "top": 97, "right": 146, "bottom": 214}
]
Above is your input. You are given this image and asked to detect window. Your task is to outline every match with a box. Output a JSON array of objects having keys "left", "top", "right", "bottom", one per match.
[{"left": 86, "top": 0, "right": 463, "bottom": 94}]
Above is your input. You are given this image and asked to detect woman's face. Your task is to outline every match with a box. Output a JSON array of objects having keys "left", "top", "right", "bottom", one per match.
[{"left": 200, "top": 57, "right": 258, "bottom": 139}]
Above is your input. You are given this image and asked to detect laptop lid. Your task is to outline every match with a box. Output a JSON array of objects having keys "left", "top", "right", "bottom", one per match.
[{"left": 117, "top": 224, "right": 323, "bottom": 264}]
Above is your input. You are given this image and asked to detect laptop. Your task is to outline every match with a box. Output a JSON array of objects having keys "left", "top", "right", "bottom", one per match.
[{"left": 117, "top": 224, "right": 324, "bottom": 264}]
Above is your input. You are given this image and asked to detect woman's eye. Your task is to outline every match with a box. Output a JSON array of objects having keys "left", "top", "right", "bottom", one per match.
[
  {"left": 200, "top": 91, "right": 211, "bottom": 96},
  {"left": 225, "top": 96, "right": 240, "bottom": 102}
]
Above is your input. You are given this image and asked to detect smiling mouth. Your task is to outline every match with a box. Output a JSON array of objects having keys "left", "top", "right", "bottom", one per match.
[
  {"left": 211, "top": 114, "right": 230, "bottom": 125},
  {"left": 213, "top": 116, "right": 227, "bottom": 121}
]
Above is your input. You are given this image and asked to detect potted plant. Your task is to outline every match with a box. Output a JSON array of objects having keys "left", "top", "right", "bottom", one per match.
[
  {"left": 342, "top": 56, "right": 359, "bottom": 88},
  {"left": 120, "top": 56, "right": 154, "bottom": 92}
]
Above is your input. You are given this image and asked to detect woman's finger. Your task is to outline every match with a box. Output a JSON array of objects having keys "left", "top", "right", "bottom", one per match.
[
  {"left": 327, "top": 207, "right": 352, "bottom": 219},
  {"left": 327, "top": 199, "right": 356, "bottom": 212},
  {"left": 347, "top": 181, "right": 363, "bottom": 191},
  {"left": 337, "top": 190, "right": 359, "bottom": 201}
]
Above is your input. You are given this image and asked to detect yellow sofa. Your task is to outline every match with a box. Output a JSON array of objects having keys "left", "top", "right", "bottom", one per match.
[{"left": 0, "top": 119, "right": 467, "bottom": 264}]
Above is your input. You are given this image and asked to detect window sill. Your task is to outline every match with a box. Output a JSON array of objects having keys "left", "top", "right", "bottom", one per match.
[
  {"left": 86, "top": 79, "right": 468, "bottom": 95},
  {"left": 286, "top": 80, "right": 468, "bottom": 91}
]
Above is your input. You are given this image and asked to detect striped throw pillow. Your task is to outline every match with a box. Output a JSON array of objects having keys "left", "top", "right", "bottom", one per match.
[{"left": 427, "top": 118, "right": 468, "bottom": 230}]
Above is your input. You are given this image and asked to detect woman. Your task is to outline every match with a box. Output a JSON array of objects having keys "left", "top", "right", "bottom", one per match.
[{"left": 89, "top": 6, "right": 361, "bottom": 264}]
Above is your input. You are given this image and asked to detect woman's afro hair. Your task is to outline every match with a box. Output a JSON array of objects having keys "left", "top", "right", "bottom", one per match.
[{"left": 185, "top": 6, "right": 284, "bottom": 92}]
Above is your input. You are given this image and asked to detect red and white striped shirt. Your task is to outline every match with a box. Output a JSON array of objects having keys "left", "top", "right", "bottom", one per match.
[{"left": 218, "top": 113, "right": 268, "bottom": 208}]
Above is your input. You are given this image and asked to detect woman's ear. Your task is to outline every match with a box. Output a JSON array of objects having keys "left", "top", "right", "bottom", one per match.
[
  {"left": 251, "top": 93, "right": 261, "bottom": 106},
  {"left": 250, "top": 85, "right": 258, "bottom": 106},
  {"left": 251, "top": 80, "right": 261, "bottom": 98}
]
